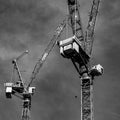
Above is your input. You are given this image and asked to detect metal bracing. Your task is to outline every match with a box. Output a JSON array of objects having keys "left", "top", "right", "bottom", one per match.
[
  {"left": 81, "top": 75, "right": 93, "bottom": 120},
  {"left": 21, "top": 93, "right": 32, "bottom": 120},
  {"left": 85, "top": 0, "right": 100, "bottom": 55},
  {"left": 22, "top": 107, "right": 31, "bottom": 120},
  {"left": 67, "top": 2, "right": 93, "bottom": 120},
  {"left": 65, "top": 1, "right": 102, "bottom": 120},
  {"left": 67, "top": 0, "right": 85, "bottom": 47},
  {"left": 4, "top": 51, "right": 34, "bottom": 120}
]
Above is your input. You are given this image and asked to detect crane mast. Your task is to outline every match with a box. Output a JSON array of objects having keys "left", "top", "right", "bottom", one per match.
[
  {"left": 22, "top": 93, "right": 31, "bottom": 120},
  {"left": 67, "top": 1, "right": 93, "bottom": 120}
]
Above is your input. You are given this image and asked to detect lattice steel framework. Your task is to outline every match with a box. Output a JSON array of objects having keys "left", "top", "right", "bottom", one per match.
[{"left": 67, "top": 0, "right": 101, "bottom": 120}]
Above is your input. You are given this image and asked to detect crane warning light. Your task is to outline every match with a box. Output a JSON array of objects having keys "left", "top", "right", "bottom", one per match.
[{"left": 59, "top": 35, "right": 90, "bottom": 65}]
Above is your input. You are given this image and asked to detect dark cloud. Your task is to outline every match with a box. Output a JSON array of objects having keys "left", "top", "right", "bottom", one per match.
[{"left": 0, "top": 0, "right": 62, "bottom": 52}]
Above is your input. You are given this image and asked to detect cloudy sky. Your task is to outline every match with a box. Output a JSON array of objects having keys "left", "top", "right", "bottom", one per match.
[{"left": 0, "top": 0, "right": 120, "bottom": 120}]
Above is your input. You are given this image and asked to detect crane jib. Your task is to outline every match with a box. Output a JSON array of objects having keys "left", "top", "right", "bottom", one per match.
[{"left": 27, "top": 19, "right": 66, "bottom": 88}]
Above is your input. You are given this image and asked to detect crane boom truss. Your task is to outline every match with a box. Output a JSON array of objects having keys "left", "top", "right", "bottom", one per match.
[
  {"left": 81, "top": 75, "right": 94, "bottom": 120},
  {"left": 27, "top": 19, "right": 66, "bottom": 88},
  {"left": 85, "top": 0, "right": 100, "bottom": 55},
  {"left": 67, "top": 0, "right": 85, "bottom": 48},
  {"left": 12, "top": 50, "right": 28, "bottom": 84}
]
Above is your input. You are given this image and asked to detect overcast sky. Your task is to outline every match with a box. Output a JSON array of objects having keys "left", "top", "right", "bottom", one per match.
[{"left": 0, "top": 0, "right": 120, "bottom": 120}]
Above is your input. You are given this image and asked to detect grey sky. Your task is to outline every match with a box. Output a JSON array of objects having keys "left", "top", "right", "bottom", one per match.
[{"left": 0, "top": 0, "right": 120, "bottom": 120}]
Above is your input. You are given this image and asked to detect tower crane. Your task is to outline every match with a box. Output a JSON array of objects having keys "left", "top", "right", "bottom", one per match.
[
  {"left": 58, "top": 0, "right": 103, "bottom": 120},
  {"left": 4, "top": 50, "right": 35, "bottom": 120},
  {"left": 4, "top": 19, "right": 66, "bottom": 120}
]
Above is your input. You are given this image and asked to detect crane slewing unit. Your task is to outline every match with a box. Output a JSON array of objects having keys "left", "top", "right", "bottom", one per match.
[{"left": 85, "top": 0, "right": 101, "bottom": 56}]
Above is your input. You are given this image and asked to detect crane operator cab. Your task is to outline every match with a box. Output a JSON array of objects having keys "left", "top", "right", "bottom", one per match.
[
  {"left": 59, "top": 35, "right": 90, "bottom": 65},
  {"left": 4, "top": 83, "right": 13, "bottom": 98}
]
